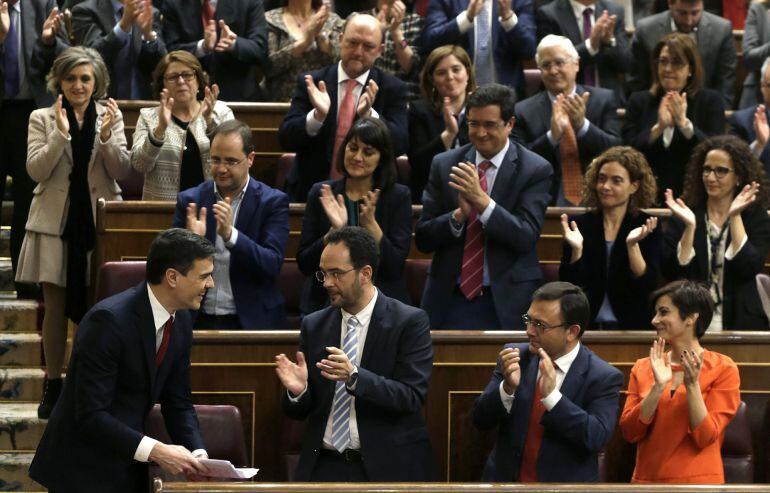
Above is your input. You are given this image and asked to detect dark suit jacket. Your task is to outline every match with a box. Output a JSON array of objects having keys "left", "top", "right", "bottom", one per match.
[
  {"left": 622, "top": 89, "right": 725, "bottom": 201},
  {"left": 535, "top": 0, "right": 631, "bottom": 98},
  {"left": 740, "top": 2, "right": 770, "bottom": 109},
  {"left": 278, "top": 64, "right": 409, "bottom": 202},
  {"left": 628, "top": 10, "right": 736, "bottom": 107},
  {"left": 512, "top": 85, "right": 622, "bottom": 204},
  {"left": 729, "top": 105, "right": 770, "bottom": 176},
  {"left": 472, "top": 342, "right": 624, "bottom": 482},
  {"left": 662, "top": 205, "right": 770, "bottom": 330},
  {"left": 423, "top": 0, "right": 536, "bottom": 94},
  {"left": 161, "top": 0, "right": 268, "bottom": 101},
  {"left": 172, "top": 179, "right": 289, "bottom": 329},
  {"left": 282, "top": 291, "right": 436, "bottom": 481},
  {"left": 559, "top": 211, "right": 661, "bottom": 329},
  {"left": 29, "top": 284, "right": 204, "bottom": 492},
  {"left": 72, "top": 0, "right": 165, "bottom": 99},
  {"left": 415, "top": 141, "right": 552, "bottom": 329},
  {"left": 407, "top": 99, "right": 469, "bottom": 204},
  {"left": 297, "top": 179, "right": 412, "bottom": 314}
]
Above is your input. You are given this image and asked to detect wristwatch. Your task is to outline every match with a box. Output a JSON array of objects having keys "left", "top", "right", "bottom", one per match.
[{"left": 347, "top": 365, "right": 359, "bottom": 389}]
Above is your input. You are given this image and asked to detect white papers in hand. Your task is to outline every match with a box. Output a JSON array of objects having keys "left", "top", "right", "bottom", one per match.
[{"left": 199, "top": 458, "right": 259, "bottom": 479}]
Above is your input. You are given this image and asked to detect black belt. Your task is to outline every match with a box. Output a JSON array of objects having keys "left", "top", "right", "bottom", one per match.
[{"left": 318, "top": 448, "right": 362, "bottom": 462}]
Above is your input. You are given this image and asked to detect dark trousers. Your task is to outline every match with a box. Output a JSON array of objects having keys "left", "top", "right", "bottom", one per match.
[
  {"left": 0, "top": 100, "right": 37, "bottom": 298},
  {"left": 193, "top": 312, "right": 243, "bottom": 330},
  {"left": 310, "top": 450, "right": 368, "bottom": 482}
]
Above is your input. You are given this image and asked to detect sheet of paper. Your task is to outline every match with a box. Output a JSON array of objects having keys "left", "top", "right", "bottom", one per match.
[{"left": 199, "top": 458, "right": 259, "bottom": 479}]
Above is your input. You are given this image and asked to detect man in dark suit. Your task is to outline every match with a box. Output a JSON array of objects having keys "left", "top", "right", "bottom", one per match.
[
  {"left": 279, "top": 13, "right": 408, "bottom": 202},
  {"left": 275, "top": 226, "right": 435, "bottom": 481},
  {"left": 29, "top": 228, "right": 214, "bottom": 492},
  {"left": 173, "top": 120, "right": 289, "bottom": 330},
  {"left": 423, "top": 0, "right": 536, "bottom": 95},
  {"left": 473, "top": 281, "right": 623, "bottom": 481},
  {"left": 415, "top": 83, "right": 552, "bottom": 330},
  {"left": 1, "top": 0, "right": 68, "bottom": 298},
  {"left": 72, "top": 0, "right": 165, "bottom": 99},
  {"left": 535, "top": 0, "right": 630, "bottom": 99},
  {"left": 161, "top": 0, "right": 267, "bottom": 101},
  {"left": 513, "top": 35, "right": 621, "bottom": 205},
  {"left": 628, "top": 0, "right": 736, "bottom": 107},
  {"left": 729, "top": 56, "right": 770, "bottom": 176}
]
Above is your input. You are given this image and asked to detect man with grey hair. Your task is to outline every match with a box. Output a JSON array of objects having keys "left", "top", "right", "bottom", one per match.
[
  {"left": 512, "top": 34, "right": 621, "bottom": 205},
  {"left": 729, "top": 56, "right": 770, "bottom": 176}
]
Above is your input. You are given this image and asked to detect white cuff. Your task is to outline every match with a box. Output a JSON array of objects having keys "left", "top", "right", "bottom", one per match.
[
  {"left": 576, "top": 119, "right": 590, "bottom": 138},
  {"left": 192, "top": 449, "right": 208, "bottom": 459},
  {"left": 499, "top": 380, "right": 515, "bottom": 412},
  {"left": 225, "top": 228, "right": 238, "bottom": 248},
  {"left": 751, "top": 140, "right": 763, "bottom": 158},
  {"left": 479, "top": 199, "right": 496, "bottom": 225},
  {"left": 541, "top": 388, "right": 562, "bottom": 411},
  {"left": 305, "top": 110, "right": 324, "bottom": 136},
  {"left": 725, "top": 235, "right": 748, "bottom": 260},
  {"left": 499, "top": 11, "right": 518, "bottom": 31},
  {"left": 134, "top": 436, "right": 160, "bottom": 462},
  {"left": 456, "top": 11, "right": 472, "bottom": 33},
  {"left": 369, "top": 108, "right": 380, "bottom": 119},
  {"left": 547, "top": 129, "right": 558, "bottom": 146},
  {"left": 195, "top": 40, "right": 207, "bottom": 58},
  {"left": 287, "top": 386, "right": 308, "bottom": 402},
  {"left": 662, "top": 126, "right": 674, "bottom": 148},
  {"left": 678, "top": 119, "right": 694, "bottom": 139},
  {"left": 677, "top": 241, "right": 695, "bottom": 266},
  {"left": 585, "top": 37, "right": 599, "bottom": 56}
]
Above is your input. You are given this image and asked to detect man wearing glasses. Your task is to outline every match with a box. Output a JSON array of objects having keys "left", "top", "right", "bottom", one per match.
[
  {"left": 275, "top": 226, "right": 436, "bottom": 481},
  {"left": 729, "top": 57, "right": 770, "bottom": 177},
  {"left": 472, "top": 281, "right": 623, "bottom": 482},
  {"left": 416, "top": 83, "right": 552, "bottom": 330},
  {"left": 173, "top": 119, "right": 290, "bottom": 329}
]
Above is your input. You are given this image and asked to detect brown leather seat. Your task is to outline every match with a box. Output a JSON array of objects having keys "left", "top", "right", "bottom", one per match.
[
  {"left": 540, "top": 263, "right": 560, "bottom": 283},
  {"left": 524, "top": 69, "right": 543, "bottom": 98},
  {"left": 279, "top": 260, "right": 304, "bottom": 329},
  {"left": 277, "top": 153, "right": 295, "bottom": 193},
  {"left": 723, "top": 400, "right": 753, "bottom": 483},
  {"left": 95, "top": 261, "right": 147, "bottom": 302},
  {"left": 117, "top": 168, "right": 146, "bottom": 201},
  {"left": 404, "top": 258, "right": 430, "bottom": 307},
  {"left": 395, "top": 155, "right": 411, "bottom": 187}
]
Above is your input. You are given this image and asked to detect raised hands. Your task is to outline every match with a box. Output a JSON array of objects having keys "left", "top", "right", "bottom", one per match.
[
  {"left": 319, "top": 183, "right": 347, "bottom": 230},
  {"left": 657, "top": 94, "right": 674, "bottom": 129},
  {"left": 563, "top": 92, "right": 589, "bottom": 130},
  {"left": 650, "top": 337, "right": 672, "bottom": 387},
  {"left": 356, "top": 80, "right": 379, "bottom": 118},
  {"left": 317, "top": 346, "right": 355, "bottom": 382},
  {"left": 0, "top": 2, "right": 9, "bottom": 44},
  {"left": 537, "top": 348, "right": 557, "bottom": 398},
  {"left": 589, "top": 10, "right": 617, "bottom": 49},
  {"left": 680, "top": 349, "right": 702, "bottom": 388},
  {"left": 118, "top": 0, "right": 141, "bottom": 32},
  {"left": 387, "top": 0, "right": 406, "bottom": 31},
  {"left": 54, "top": 94, "right": 70, "bottom": 136},
  {"left": 560, "top": 213, "right": 583, "bottom": 256},
  {"left": 499, "top": 346, "right": 520, "bottom": 394},
  {"left": 213, "top": 197, "right": 233, "bottom": 242},
  {"left": 197, "top": 84, "right": 220, "bottom": 126},
  {"left": 275, "top": 351, "right": 308, "bottom": 396},
  {"left": 41, "top": 7, "right": 64, "bottom": 46},
  {"left": 626, "top": 216, "right": 658, "bottom": 246},
  {"left": 203, "top": 19, "right": 217, "bottom": 53},
  {"left": 664, "top": 188, "right": 696, "bottom": 227},
  {"left": 667, "top": 91, "right": 688, "bottom": 127},
  {"left": 358, "top": 189, "right": 380, "bottom": 229},
  {"left": 755, "top": 105, "right": 769, "bottom": 150},
  {"left": 497, "top": 0, "right": 513, "bottom": 21},
  {"left": 306, "top": 4, "right": 329, "bottom": 40},
  {"left": 136, "top": 0, "right": 154, "bottom": 39},
  {"left": 466, "top": 0, "right": 484, "bottom": 21},
  {"left": 729, "top": 182, "right": 760, "bottom": 218},
  {"left": 216, "top": 20, "right": 238, "bottom": 52},
  {"left": 440, "top": 97, "right": 460, "bottom": 149},
  {"left": 305, "top": 75, "right": 331, "bottom": 121},
  {"left": 550, "top": 95, "right": 570, "bottom": 142},
  {"left": 99, "top": 98, "right": 119, "bottom": 142},
  {"left": 155, "top": 88, "right": 174, "bottom": 139},
  {"left": 449, "top": 162, "right": 490, "bottom": 212},
  {"left": 185, "top": 202, "right": 207, "bottom": 237}
]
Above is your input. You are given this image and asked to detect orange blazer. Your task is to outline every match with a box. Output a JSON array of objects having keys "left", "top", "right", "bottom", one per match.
[{"left": 619, "top": 350, "right": 740, "bottom": 484}]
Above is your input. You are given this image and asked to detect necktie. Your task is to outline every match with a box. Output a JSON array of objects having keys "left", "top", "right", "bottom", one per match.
[
  {"left": 330, "top": 316, "right": 359, "bottom": 452},
  {"left": 3, "top": 7, "right": 19, "bottom": 99},
  {"left": 331, "top": 79, "right": 359, "bottom": 180},
  {"left": 560, "top": 123, "right": 583, "bottom": 205},
  {"left": 581, "top": 8, "right": 596, "bottom": 87},
  {"left": 459, "top": 161, "right": 492, "bottom": 300},
  {"left": 156, "top": 317, "right": 173, "bottom": 368},
  {"left": 201, "top": 0, "right": 215, "bottom": 29},
  {"left": 474, "top": 0, "right": 493, "bottom": 86},
  {"left": 519, "top": 361, "right": 559, "bottom": 482}
]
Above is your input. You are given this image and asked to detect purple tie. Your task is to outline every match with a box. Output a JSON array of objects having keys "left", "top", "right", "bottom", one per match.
[
  {"left": 3, "top": 7, "right": 20, "bottom": 98},
  {"left": 582, "top": 7, "right": 596, "bottom": 87}
]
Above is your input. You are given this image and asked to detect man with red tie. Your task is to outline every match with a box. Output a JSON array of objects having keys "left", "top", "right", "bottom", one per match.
[
  {"left": 29, "top": 229, "right": 215, "bottom": 492},
  {"left": 415, "top": 83, "right": 552, "bottom": 330},
  {"left": 472, "top": 281, "right": 623, "bottom": 482}
]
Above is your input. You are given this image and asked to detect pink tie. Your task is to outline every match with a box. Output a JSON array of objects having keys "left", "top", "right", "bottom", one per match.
[
  {"left": 201, "top": 0, "right": 215, "bottom": 29},
  {"left": 459, "top": 161, "right": 492, "bottom": 300},
  {"left": 156, "top": 317, "right": 173, "bottom": 368},
  {"left": 331, "top": 79, "right": 359, "bottom": 180}
]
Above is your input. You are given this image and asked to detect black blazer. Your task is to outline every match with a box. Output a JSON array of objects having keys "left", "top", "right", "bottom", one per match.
[
  {"left": 662, "top": 205, "right": 770, "bottom": 330},
  {"left": 406, "top": 99, "right": 469, "bottom": 204},
  {"left": 622, "top": 89, "right": 725, "bottom": 201},
  {"left": 728, "top": 105, "right": 770, "bottom": 177},
  {"left": 282, "top": 292, "right": 436, "bottom": 481},
  {"left": 161, "top": 0, "right": 268, "bottom": 101},
  {"left": 279, "top": 64, "right": 408, "bottom": 202},
  {"left": 559, "top": 211, "right": 661, "bottom": 329},
  {"left": 29, "top": 284, "right": 204, "bottom": 492},
  {"left": 296, "top": 179, "right": 412, "bottom": 314}
]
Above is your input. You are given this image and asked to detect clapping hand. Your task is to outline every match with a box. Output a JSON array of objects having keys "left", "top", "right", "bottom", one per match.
[
  {"left": 0, "top": 2, "right": 9, "bottom": 44},
  {"left": 466, "top": 0, "right": 483, "bottom": 21},
  {"left": 213, "top": 196, "right": 233, "bottom": 242},
  {"left": 657, "top": 94, "right": 674, "bottom": 129},
  {"left": 318, "top": 347, "right": 355, "bottom": 382},
  {"left": 626, "top": 217, "right": 658, "bottom": 246},
  {"left": 319, "top": 183, "right": 347, "bottom": 229},
  {"left": 41, "top": 7, "right": 64, "bottom": 46},
  {"left": 729, "top": 182, "right": 760, "bottom": 218},
  {"left": 680, "top": 349, "right": 702, "bottom": 388},
  {"left": 650, "top": 337, "right": 672, "bottom": 387},
  {"left": 667, "top": 91, "right": 688, "bottom": 127},
  {"left": 550, "top": 95, "right": 570, "bottom": 142},
  {"left": 99, "top": 98, "right": 119, "bottom": 142},
  {"left": 496, "top": 0, "right": 512, "bottom": 21},
  {"left": 215, "top": 20, "right": 238, "bottom": 52},
  {"left": 755, "top": 105, "right": 769, "bottom": 149},
  {"left": 185, "top": 202, "right": 207, "bottom": 237},
  {"left": 136, "top": 0, "right": 153, "bottom": 38},
  {"left": 560, "top": 213, "right": 583, "bottom": 251},
  {"left": 358, "top": 189, "right": 380, "bottom": 229},
  {"left": 198, "top": 84, "right": 220, "bottom": 126},
  {"left": 203, "top": 19, "right": 217, "bottom": 53},
  {"left": 562, "top": 92, "right": 589, "bottom": 130},
  {"left": 449, "top": 162, "right": 489, "bottom": 212},
  {"left": 664, "top": 188, "right": 696, "bottom": 227},
  {"left": 356, "top": 80, "right": 379, "bottom": 117},
  {"left": 537, "top": 348, "right": 557, "bottom": 398},
  {"left": 305, "top": 75, "right": 331, "bottom": 121},
  {"left": 54, "top": 95, "right": 70, "bottom": 136},
  {"left": 275, "top": 351, "right": 308, "bottom": 396},
  {"left": 499, "top": 346, "right": 520, "bottom": 394}
]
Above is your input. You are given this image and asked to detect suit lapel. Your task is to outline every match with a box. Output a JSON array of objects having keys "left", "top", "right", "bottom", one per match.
[
  {"left": 558, "top": 345, "right": 589, "bottom": 404},
  {"left": 20, "top": 0, "right": 36, "bottom": 65},
  {"left": 96, "top": 0, "right": 118, "bottom": 33},
  {"left": 201, "top": 182, "right": 218, "bottom": 245},
  {"left": 136, "top": 284, "right": 158, "bottom": 392},
  {"left": 320, "top": 309, "right": 343, "bottom": 409},
  {"left": 154, "top": 312, "right": 186, "bottom": 399},
  {"left": 489, "top": 143, "right": 518, "bottom": 202},
  {"left": 234, "top": 179, "right": 259, "bottom": 232},
  {"left": 534, "top": 92, "right": 552, "bottom": 135},
  {"left": 557, "top": 0, "right": 581, "bottom": 42},
  {"left": 360, "top": 292, "right": 385, "bottom": 370}
]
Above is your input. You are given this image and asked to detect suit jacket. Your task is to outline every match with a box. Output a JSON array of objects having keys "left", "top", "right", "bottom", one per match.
[
  {"left": 415, "top": 141, "right": 552, "bottom": 329},
  {"left": 662, "top": 205, "right": 770, "bottom": 330},
  {"left": 535, "top": 0, "right": 631, "bottom": 98},
  {"left": 278, "top": 64, "right": 408, "bottom": 201},
  {"left": 472, "top": 342, "right": 624, "bottom": 482},
  {"left": 72, "top": 0, "right": 166, "bottom": 100},
  {"left": 407, "top": 99, "right": 469, "bottom": 204},
  {"left": 423, "top": 0, "right": 536, "bottom": 94},
  {"left": 628, "top": 10, "right": 736, "bottom": 107},
  {"left": 740, "top": 2, "right": 770, "bottom": 109},
  {"left": 622, "top": 89, "right": 725, "bottom": 201},
  {"left": 24, "top": 102, "right": 129, "bottom": 236},
  {"left": 172, "top": 178, "right": 289, "bottom": 329},
  {"left": 559, "top": 211, "right": 661, "bottom": 329},
  {"left": 512, "top": 85, "right": 622, "bottom": 204},
  {"left": 161, "top": 0, "right": 268, "bottom": 101},
  {"left": 282, "top": 291, "right": 436, "bottom": 481},
  {"left": 728, "top": 105, "right": 770, "bottom": 177},
  {"left": 297, "top": 179, "right": 412, "bottom": 314},
  {"left": 29, "top": 283, "right": 204, "bottom": 492}
]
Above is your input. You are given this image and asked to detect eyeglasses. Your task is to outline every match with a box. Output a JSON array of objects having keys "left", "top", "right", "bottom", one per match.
[
  {"left": 211, "top": 156, "right": 248, "bottom": 167},
  {"left": 164, "top": 71, "right": 196, "bottom": 83},
  {"left": 521, "top": 314, "right": 566, "bottom": 332},
  {"left": 538, "top": 58, "right": 571, "bottom": 71},
  {"left": 315, "top": 268, "right": 358, "bottom": 283},
  {"left": 467, "top": 120, "right": 505, "bottom": 130},
  {"left": 656, "top": 57, "right": 686, "bottom": 69},
  {"left": 702, "top": 165, "right": 733, "bottom": 179}
]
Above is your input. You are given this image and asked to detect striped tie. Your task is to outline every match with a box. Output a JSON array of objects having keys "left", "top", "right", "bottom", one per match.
[
  {"left": 330, "top": 316, "right": 360, "bottom": 452},
  {"left": 459, "top": 161, "right": 491, "bottom": 300}
]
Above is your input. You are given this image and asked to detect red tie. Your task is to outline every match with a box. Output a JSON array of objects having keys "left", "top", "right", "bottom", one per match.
[
  {"left": 156, "top": 317, "right": 173, "bottom": 368},
  {"left": 459, "top": 161, "right": 492, "bottom": 300},
  {"left": 520, "top": 361, "right": 559, "bottom": 482},
  {"left": 201, "top": 0, "right": 214, "bottom": 29},
  {"left": 560, "top": 124, "right": 583, "bottom": 205},
  {"left": 331, "top": 79, "right": 359, "bottom": 180}
]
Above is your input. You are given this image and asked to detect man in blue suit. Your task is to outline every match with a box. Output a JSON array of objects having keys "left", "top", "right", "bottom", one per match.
[
  {"left": 415, "top": 83, "right": 552, "bottom": 330},
  {"left": 174, "top": 119, "right": 289, "bottom": 330},
  {"left": 729, "top": 56, "right": 770, "bottom": 177},
  {"left": 29, "top": 229, "right": 214, "bottom": 492},
  {"left": 473, "top": 281, "right": 623, "bottom": 482},
  {"left": 275, "top": 226, "right": 436, "bottom": 481}
]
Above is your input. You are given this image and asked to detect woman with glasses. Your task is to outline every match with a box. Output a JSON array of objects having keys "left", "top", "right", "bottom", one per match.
[
  {"left": 620, "top": 280, "right": 740, "bottom": 483},
  {"left": 662, "top": 135, "right": 770, "bottom": 330},
  {"left": 131, "top": 51, "right": 234, "bottom": 200},
  {"left": 297, "top": 117, "right": 412, "bottom": 315},
  {"left": 559, "top": 146, "right": 661, "bottom": 329},
  {"left": 623, "top": 33, "right": 725, "bottom": 202}
]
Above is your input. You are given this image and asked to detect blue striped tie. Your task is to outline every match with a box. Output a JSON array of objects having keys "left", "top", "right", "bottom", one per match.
[{"left": 330, "top": 316, "right": 359, "bottom": 452}]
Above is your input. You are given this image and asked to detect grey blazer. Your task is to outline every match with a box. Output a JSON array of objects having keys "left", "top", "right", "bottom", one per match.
[
  {"left": 741, "top": 1, "right": 770, "bottom": 109},
  {"left": 628, "top": 10, "right": 736, "bottom": 107}
]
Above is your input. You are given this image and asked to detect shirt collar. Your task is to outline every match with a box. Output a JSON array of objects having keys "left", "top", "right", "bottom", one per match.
[
  {"left": 569, "top": 0, "right": 595, "bottom": 18},
  {"left": 341, "top": 287, "right": 378, "bottom": 329},
  {"left": 475, "top": 138, "right": 510, "bottom": 170},
  {"left": 547, "top": 87, "right": 578, "bottom": 103},
  {"left": 214, "top": 175, "right": 249, "bottom": 202},
  {"left": 670, "top": 16, "right": 698, "bottom": 33},
  {"left": 552, "top": 342, "right": 581, "bottom": 374},
  {"left": 147, "top": 283, "right": 174, "bottom": 332},
  {"left": 337, "top": 62, "right": 371, "bottom": 88},
  {"left": 10, "top": 1, "right": 20, "bottom": 13}
]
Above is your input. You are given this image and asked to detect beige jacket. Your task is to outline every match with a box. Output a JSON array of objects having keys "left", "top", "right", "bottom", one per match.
[{"left": 25, "top": 102, "right": 131, "bottom": 236}]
